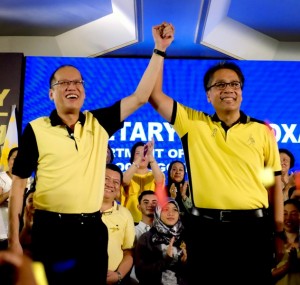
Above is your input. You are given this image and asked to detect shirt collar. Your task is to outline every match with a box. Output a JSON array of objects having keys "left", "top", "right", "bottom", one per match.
[
  {"left": 49, "top": 109, "right": 86, "bottom": 127},
  {"left": 211, "top": 110, "right": 249, "bottom": 125},
  {"left": 102, "top": 200, "right": 119, "bottom": 215},
  {"left": 137, "top": 221, "right": 151, "bottom": 230}
]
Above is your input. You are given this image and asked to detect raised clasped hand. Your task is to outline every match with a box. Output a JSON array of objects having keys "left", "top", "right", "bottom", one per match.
[{"left": 152, "top": 22, "right": 175, "bottom": 50}]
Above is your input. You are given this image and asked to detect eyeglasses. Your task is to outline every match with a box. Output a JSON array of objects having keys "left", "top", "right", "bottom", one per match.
[
  {"left": 207, "top": 81, "right": 242, "bottom": 91},
  {"left": 51, "top": 80, "right": 84, "bottom": 88}
]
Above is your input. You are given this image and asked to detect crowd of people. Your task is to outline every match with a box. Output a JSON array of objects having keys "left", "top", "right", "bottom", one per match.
[{"left": 0, "top": 21, "right": 300, "bottom": 285}]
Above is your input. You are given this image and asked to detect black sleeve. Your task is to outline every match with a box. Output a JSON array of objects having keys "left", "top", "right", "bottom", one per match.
[
  {"left": 12, "top": 123, "right": 38, "bottom": 178},
  {"left": 170, "top": 100, "right": 177, "bottom": 125},
  {"left": 90, "top": 100, "right": 124, "bottom": 138}
]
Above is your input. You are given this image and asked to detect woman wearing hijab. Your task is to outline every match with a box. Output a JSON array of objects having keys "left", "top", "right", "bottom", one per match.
[{"left": 135, "top": 198, "right": 188, "bottom": 285}]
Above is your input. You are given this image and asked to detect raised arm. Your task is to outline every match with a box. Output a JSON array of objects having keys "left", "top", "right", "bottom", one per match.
[
  {"left": 122, "top": 152, "right": 143, "bottom": 187},
  {"left": 148, "top": 24, "right": 175, "bottom": 123},
  {"left": 146, "top": 138, "right": 164, "bottom": 185},
  {"left": 120, "top": 22, "right": 175, "bottom": 121},
  {"left": 149, "top": 62, "right": 174, "bottom": 123}
]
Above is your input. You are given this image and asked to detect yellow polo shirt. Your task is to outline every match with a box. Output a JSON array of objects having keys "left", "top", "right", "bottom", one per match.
[
  {"left": 172, "top": 102, "right": 281, "bottom": 209},
  {"left": 13, "top": 103, "right": 123, "bottom": 213},
  {"left": 102, "top": 202, "right": 135, "bottom": 271}
]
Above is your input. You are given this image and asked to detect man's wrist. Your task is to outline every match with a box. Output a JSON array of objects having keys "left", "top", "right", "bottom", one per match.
[
  {"left": 153, "top": 49, "right": 166, "bottom": 58},
  {"left": 116, "top": 271, "right": 122, "bottom": 284}
]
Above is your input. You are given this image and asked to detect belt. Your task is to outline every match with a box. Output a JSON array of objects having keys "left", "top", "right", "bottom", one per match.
[
  {"left": 34, "top": 209, "right": 101, "bottom": 223},
  {"left": 191, "top": 207, "right": 268, "bottom": 222}
]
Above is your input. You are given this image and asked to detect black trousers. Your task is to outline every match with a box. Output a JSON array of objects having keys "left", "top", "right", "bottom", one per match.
[
  {"left": 185, "top": 210, "right": 273, "bottom": 285},
  {"left": 32, "top": 210, "right": 108, "bottom": 285},
  {"left": 0, "top": 239, "right": 12, "bottom": 285}
]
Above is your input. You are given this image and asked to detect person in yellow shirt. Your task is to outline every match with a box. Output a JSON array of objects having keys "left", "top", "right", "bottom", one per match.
[
  {"left": 101, "top": 164, "right": 135, "bottom": 285},
  {"left": 121, "top": 138, "right": 164, "bottom": 223},
  {"left": 9, "top": 23, "right": 175, "bottom": 285},
  {"left": 149, "top": 49, "right": 283, "bottom": 284}
]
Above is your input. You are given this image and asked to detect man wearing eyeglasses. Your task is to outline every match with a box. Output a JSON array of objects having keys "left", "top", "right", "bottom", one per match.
[
  {"left": 149, "top": 60, "right": 284, "bottom": 284},
  {"left": 8, "top": 23, "right": 174, "bottom": 285}
]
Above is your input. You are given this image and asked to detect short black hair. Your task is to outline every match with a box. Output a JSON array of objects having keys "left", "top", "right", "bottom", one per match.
[
  {"left": 106, "top": 163, "right": 123, "bottom": 183},
  {"left": 284, "top": 198, "right": 300, "bottom": 211},
  {"left": 49, "top": 64, "right": 83, "bottom": 88},
  {"left": 203, "top": 61, "right": 245, "bottom": 91},
  {"left": 138, "top": 190, "right": 156, "bottom": 204},
  {"left": 279, "top": 148, "right": 295, "bottom": 168},
  {"left": 8, "top": 147, "right": 18, "bottom": 160}
]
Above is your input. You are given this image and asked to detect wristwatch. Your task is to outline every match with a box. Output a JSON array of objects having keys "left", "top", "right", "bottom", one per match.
[{"left": 116, "top": 271, "right": 122, "bottom": 284}]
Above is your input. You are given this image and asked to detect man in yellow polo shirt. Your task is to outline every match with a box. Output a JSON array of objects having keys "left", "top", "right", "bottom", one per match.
[
  {"left": 8, "top": 23, "right": 175, "bottom": 285},
  {"left": 101, "top": 164, "right": 135, "bottom": 285},
  {"left": 149, "top": 57, "right": 284, "bottom": 284}
]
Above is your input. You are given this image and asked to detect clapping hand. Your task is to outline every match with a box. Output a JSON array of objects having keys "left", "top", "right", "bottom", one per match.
[
  {"left": 169, "top": 183, "right": 177, "bottom": 199},
  {"left": 179, "top": 181, "right": 189, "bottom": 200}
]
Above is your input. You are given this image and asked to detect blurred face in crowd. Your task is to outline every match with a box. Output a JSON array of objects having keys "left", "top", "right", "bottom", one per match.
[
  {"left": 25, "top": 192, "right": 35, "bottom": 227},
  {"left": 26, "top": 192, "right": 35, "bottom": 215},
  {"left": 138, "top": 193, "right": 157, "bottom": 217},
  {"left": 160, "top": 202, "right": 179, "bottom": 227},
  {"left": 284, "top": 203, "right": 300, "bottom": 233},
  {"left": 8, "top": 149, "right": 18, "bottom": 172},
  {"left": 280, "top": 152, "right": 292, "bottom": 175},
  {"left": 134, "top": 145, "right": 149, "bottom": 168},
  {"left": 104, "top": 168, "right": 121, "bottom": 200},
  {"left": 170, "top": 162, "right": 185, "bottom": 183}
]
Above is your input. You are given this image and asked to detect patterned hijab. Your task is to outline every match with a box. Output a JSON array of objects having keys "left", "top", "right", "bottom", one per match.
[{"left": 152, "top": 197, "right": 184, "bottom": 246}]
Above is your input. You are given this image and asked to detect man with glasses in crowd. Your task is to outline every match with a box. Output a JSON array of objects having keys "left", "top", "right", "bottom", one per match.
[
  {"left": 8, "top": 22, "right": 174, "bottom": 285},
  {"left": 149, "top": 60, "right": 284, "bottom": 285}
]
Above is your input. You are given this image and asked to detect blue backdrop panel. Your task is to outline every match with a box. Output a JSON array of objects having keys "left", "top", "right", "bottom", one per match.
[{"left": 24, "top": 57, "right": 300, "bottom": 173}]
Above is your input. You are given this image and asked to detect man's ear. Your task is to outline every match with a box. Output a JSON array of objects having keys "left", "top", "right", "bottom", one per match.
[
  {"left": 206, "top": 92, "right": 211, "bottom": 103},
  {"left": 137, "top": 204, "right": 141, "bottom": 212},
  {"left": 49, "top": 89, "right": 53, "bottom": 101}
]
